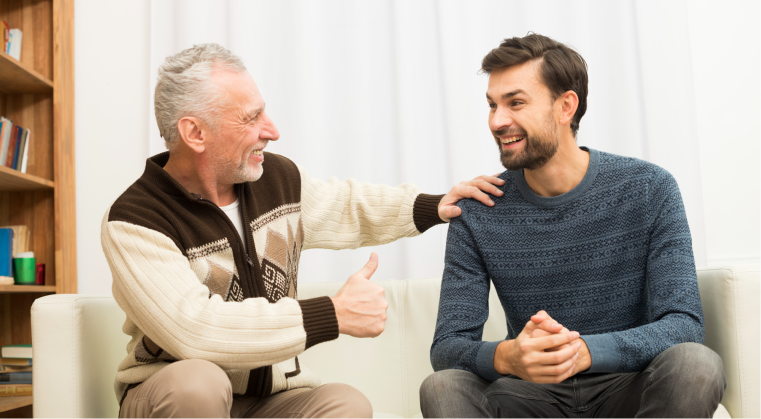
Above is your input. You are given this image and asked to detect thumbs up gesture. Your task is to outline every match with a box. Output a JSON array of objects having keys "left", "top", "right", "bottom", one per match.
[{"left": 330, "top": 253, "right": 388, "bottom": 338}]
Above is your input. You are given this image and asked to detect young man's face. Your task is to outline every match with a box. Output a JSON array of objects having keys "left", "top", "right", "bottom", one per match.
[
  {"left": 486, "top": 60, "right": 560, "bottom": 171},
  {"left": 207, "top": 69, "right": 280, "bottom": 184}
]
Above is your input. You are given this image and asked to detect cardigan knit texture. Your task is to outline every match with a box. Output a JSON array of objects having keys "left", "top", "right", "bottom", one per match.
[
  {"left": 102, "top": 151, "right": 444, "bottom": 403},
  {"left": 431, "top": 148, "right": 705, "bottom": 381}
]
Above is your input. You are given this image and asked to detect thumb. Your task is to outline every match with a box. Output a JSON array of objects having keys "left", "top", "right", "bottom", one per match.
[
  {"left": 359, "top": 252, "right": 379, "bottom": 279},
  {"left": 521, "top": 318, "right": 540, "bottom": 338}
]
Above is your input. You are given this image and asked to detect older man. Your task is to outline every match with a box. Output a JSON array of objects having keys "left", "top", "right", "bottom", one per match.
[{"left": 101, "top": 44, "right": 502, "bottom": 418}]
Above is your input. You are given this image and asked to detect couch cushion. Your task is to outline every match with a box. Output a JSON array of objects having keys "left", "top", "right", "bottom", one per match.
[
  {"left": 31, "top": 294, "right": 129, "bottom": 418},
  {"left": 298, "top": 277, "right": 507, "bottom": 418},
  {"left": 698, "top": 266, "right": 760, "bottom": 418}
]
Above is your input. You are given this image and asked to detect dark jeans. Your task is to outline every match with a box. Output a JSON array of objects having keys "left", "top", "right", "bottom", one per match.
[{"left": 420, "top": 343, "right": 726, "bottom": 418}]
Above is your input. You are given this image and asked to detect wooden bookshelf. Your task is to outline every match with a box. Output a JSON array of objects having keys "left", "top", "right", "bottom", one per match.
[
  {"left": 0, "top": 285, "right": 54, "bottom": 293},
  {"left": 0, "top": 396, "right": 32, "bottom": 413},
  {"left": 0, "top": 0, "right": 76, "bottom": 417},
  {"left": 0, "top": 165, "right": 54, "bottom": 190}
]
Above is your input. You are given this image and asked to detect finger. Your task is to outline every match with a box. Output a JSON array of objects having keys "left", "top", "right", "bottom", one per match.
[
  {"left": 536, "top": 318, "right": 564, "bottom": 334},
  {"left": 440, "top": 205, "right": 462, "bottom": 220},
  {"left": 530, "top": 352, "right": 578, "bottom": 376},
  {"left": 458, "top": 186, "right": 494, "bottom": 207},
  {"left": 530, "top": 310, "right": 550, "bottom": 324},
  {"left": 532, "top": 331, "right": 580, "bottom": 351},
  {"left": 359, "top": 252, "right": 379, "bottom": 279},
  {"left": 470, "top": 178, "right": 504, "bottom": 196},
  {"left": 478, "top": 175, "right": 505, "bottom": 186},
  {"left": 535, "top": 341, "right": 580, "bottom": 366}
]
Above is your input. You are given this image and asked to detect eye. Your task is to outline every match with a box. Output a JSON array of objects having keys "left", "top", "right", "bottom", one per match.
[
  {"left": 511, "top": 101, "right": 524, "bottom": 106},
  {"left": 488, "top": 102, "right": 496, "bottom": 109}
]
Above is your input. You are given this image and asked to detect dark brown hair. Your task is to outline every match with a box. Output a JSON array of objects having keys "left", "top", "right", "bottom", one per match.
[{"left": 481, "top": 33, "right": 588, "bottom": 137}]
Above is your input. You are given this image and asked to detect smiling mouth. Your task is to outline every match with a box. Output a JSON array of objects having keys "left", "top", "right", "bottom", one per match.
[
  {"left": 501, "top": 136, "right": 525, "bottom": 144},
  {"left": 251, "top": 150, "right": 263, "bottom": 156}
]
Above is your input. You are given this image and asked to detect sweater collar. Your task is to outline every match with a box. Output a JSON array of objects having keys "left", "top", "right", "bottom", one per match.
[
  {"left": 141, "top": 152, "right": 207, "bottom": 201},
  {"left": 513, "top": 147, "right": 600, "bottom": 207}
]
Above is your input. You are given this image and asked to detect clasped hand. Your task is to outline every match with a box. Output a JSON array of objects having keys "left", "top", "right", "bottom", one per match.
[{"left": 494, "top": 310, "right": 591, "bottom": 383}]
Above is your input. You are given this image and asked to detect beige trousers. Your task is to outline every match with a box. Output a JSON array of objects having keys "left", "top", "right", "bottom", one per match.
[{"left": 119, "top": 359, "right": 372, "bottom": 418}]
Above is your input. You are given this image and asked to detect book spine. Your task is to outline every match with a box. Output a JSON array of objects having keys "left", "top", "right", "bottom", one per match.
[
  {"left": 0, "top": 120, "right": 6, "bottom": 166},
  {"left": 11, "top": 126, "right": 22, "bottom": 170},
  {"left": 0, "top": 384, "right": 32, "bottom": 397},
  {"left": 5, "top": 125, "right": 17, "bottom": 167},
  {"left": 0, "top": 372, "right": 31, "bottom": 383},
  {"left": 20, "top": 128, "right": 29, "bottom": 173}
]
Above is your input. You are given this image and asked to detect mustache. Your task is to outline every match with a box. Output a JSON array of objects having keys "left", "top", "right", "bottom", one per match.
[{"left": 493, "top": 128, "right": 527, "bottom": 137}]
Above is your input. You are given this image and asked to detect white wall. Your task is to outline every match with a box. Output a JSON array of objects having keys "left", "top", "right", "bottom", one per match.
[
  {"left": 688, "top": 0, "right": 760, "bottom": 267},
  {"left": 75, "top": 0, "right": 151, "bottom": 294},
  {"left": 74, "top": 0, "right": 760, "bottom": 294}
]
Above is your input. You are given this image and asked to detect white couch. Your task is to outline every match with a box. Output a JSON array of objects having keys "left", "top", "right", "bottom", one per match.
[{"left": 31, "top": 266, "right": 758, "bottom": 418}]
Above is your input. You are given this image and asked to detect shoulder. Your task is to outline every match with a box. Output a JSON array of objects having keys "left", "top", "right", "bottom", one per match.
[
  {"left": 106, "top": 178, "right": 180, "bottom": 240},
  {"left": 597, "top": 151, "right": 676, "bottom": 187}
]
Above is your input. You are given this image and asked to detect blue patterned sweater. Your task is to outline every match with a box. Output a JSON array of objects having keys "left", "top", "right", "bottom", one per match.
[{"left": 431, "top": 148, "right": 704, "bottom": 380}]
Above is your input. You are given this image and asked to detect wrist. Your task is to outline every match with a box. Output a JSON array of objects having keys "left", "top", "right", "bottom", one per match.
[
  {"left": 577, "top": 339, "right": 592, "bottom": 372},
  {"left": 493, "top": 340, "right": 514, "bottom": 375}
]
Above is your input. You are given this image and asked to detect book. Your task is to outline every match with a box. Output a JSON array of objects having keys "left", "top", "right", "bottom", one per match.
[
  {"left": 0, "top": 358, "right": 31, "bottom": 366},
  {"left": 10, "top": 125, "right": 22, "bottom": 169},
  {"left": 0, "top": 383, "right": 32, "bottom": 397},
  {"left": 1, "top": 22, "right": 8, "bottom": 53},
  {"left": 5, "top": 125, "right": 17, "bottom": 167},
  {"left": 1, "top": 345, "right": 31, "bottom": 359},
  {"left": 0, "top": 118, "right": 10, "bottom": 167},
  {"left": 0, "top": 372, "right": 31, "bottom": 384},
  {"left": 0, "top": 365, "right": 31, "bottom": 372},
  {"left": 0, "top": 225, "right": 28, "bottom": 254},
  {"left": 7, "top": 29, "right": 21, "bottom": 60},
  {"left": 20, "top": 128, "right": 29, "bottom": 173},
  {"left": 0, "top": 228, "right": 12, "bottom": 283}
]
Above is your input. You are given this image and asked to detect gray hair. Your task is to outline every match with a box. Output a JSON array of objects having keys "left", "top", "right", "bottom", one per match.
[{"left": 154, "top": 43, "right": 247, "bottom": 148}]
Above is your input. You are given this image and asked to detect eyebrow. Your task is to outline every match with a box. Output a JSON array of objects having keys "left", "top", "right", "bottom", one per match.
[
  {"left": 486, "top": 90, "right": 529, "bottom": 101},
  {"left": 246, "top": 103, "right": 266, "bottom": 120}
]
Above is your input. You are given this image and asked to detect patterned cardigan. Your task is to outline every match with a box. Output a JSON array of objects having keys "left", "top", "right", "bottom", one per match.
[{"left": 101, "top": 151, "right": 444, "bottom": 403}]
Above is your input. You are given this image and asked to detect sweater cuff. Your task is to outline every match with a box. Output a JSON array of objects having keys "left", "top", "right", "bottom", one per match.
[
  {"left": 476, "top": 341, "right": 509, "bottom": 382},
  {"left": 581, "top": 334, "right": 621, "bottom": 373},
  {"left": 298, "top": 296, "right": 339, "bottom": 349},
  {"left": 413, "top": 193, "right": 446, "bottom": 233}
]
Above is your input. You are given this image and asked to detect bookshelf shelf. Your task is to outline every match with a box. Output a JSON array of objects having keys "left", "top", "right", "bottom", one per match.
[
  {"left": 0, "top": 51, "right": 53, "bottom": 94},
  {"left": 0, "top": 285, "right": 55, "bottom": 293},
  {"left": 0, "top": 165, "right": 54, "bottom": 191},
  {"left": 0, "top": 396, "right": 32, "bottom": 413},
  {"left": 0, "top": 1, "right": 76, "bottom": 417}
]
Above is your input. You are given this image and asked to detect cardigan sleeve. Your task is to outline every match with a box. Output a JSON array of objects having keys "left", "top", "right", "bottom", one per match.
[
  {"left": 298, "top": 165, "right": 444, "bottom": 250},
  {"left": 101, "top": 210, "right": 338, "bottom": 370}
]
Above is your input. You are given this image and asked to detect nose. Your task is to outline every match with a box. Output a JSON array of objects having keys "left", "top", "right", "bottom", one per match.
[
  {"left": 259, "top": 111, "right": 280, "bottom": 142},
  {"left": 490, "top": 106, "right": 513, "bottom": 132}
]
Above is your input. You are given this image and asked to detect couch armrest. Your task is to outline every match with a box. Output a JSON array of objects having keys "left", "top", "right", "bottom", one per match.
[
  {"left": 31, "top": 294, "right": 128, "bottom": 418},
  {"left": 698, "top": 266, "right": 760, "bottom": 418}
]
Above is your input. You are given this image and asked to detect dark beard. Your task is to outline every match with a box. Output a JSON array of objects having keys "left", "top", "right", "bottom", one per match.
[{"left": 498, "top": 117, "right": 559, "bottom": 171}]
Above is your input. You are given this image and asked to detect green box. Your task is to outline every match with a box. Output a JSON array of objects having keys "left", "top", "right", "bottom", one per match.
[{"left": 13, "top": 257, "right": 36, "bottom": 285}]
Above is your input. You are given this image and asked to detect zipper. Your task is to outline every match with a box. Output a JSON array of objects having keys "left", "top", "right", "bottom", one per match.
[{"left": 193, "top": 193, "right": 254, "bottom": 288}]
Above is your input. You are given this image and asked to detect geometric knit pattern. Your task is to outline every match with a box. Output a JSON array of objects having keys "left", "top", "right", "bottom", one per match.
[{"left": 431, "top": 149, "right": 704, "bottom": 377}]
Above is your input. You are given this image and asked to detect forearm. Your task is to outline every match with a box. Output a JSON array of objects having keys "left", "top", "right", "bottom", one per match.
[{"left": 299, "top": 167, "right": 443, "bottom": 250}]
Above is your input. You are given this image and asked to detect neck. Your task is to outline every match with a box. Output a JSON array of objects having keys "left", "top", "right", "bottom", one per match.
[
  {"left": 163, "top": 149, "right": 237, "bottom": 207},
  {"left": 523, "top": 135, "right": 589, "bottom": 197}
]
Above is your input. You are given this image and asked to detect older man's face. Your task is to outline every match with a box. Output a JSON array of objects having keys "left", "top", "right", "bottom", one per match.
[{"left": 208, "top": 69, "right": 279, "bottom": 184}]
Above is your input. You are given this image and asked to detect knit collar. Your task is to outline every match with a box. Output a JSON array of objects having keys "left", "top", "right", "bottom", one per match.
[
  {"left": 513, "top": 147, "right": 600, "bottom": 207},
  {"left": 141, "top": 152, "right": 214, "bottom": 201}
]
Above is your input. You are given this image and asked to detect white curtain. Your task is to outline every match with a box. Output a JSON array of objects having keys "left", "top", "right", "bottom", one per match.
[{"left": 148, "top": 0, "right": 708, "bottom": 283}]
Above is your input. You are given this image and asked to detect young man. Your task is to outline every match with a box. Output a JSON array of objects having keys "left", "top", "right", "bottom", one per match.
[
  {"left": 420, "top": 34, "right": 726, "bottom": 418},
  {"left": 102, "top": 43, "right": 503, "bottom": 418}
]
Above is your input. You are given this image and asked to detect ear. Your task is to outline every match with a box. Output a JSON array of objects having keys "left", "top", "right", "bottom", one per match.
[
  {"left": 556, "top": 90, "right": 579, "bottom": 127},
  {"left": 177, "top": 117, "right": 208, "bottom": 154}
]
